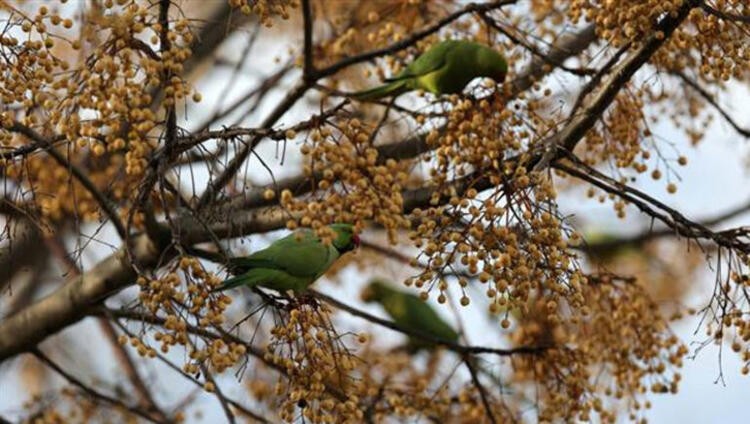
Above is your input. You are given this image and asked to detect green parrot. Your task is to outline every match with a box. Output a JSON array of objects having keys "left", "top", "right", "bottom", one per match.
[
  {"left": 352, "top": 40, "right": 508, "bottom": 101},
  {"left": 215, "top": 223, "right": 359, "bottom": 293},
  {"left": 362, "top": 279, "right": 458, "bottom": 351},
  {"left": 581, "top": 229, "right": 641, "bottom": 266}
]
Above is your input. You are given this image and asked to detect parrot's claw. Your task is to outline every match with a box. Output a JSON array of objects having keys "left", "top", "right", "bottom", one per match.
[{"left": 285, "top": 293, "right": 319, "bottom": 311}]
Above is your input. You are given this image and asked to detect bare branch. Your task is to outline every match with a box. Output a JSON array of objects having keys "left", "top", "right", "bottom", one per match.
[
  {"left": 31, "top": 349, "right": 163, "bottom": 424},
  {"left": 479, "top": 12, "right": 596, "bottom": 77},
  {"left": 555, "top": 157, "right": 750, "bottom": 254},
  {"left": 0, "top": 121, "right": 66, "bottom": 159},
  {"left": 301, "top": 0, "right": 315, "bottom": 79},
  {"left": 583, "top": 198, "right": 750, "bottom": 252},
  {"left": 674, "top": 69, "right": 750, "bottom": 138},
  {"left": 701, "top": 2, "right": 750, "bottom": 23},
  {"left": 464, "top": 356, "right": 497, "bottom": 424}
]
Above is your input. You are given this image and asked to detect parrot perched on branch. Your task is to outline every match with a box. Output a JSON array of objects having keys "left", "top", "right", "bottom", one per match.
[
  {"left": 215, "top": 224, "right": 359, "bottom": 293},
  {"left": 362, "top": 279, "right": 459, "bottom": 351},
  {"left": 352, "top": 40, "right": 508, "bottom": 101}
]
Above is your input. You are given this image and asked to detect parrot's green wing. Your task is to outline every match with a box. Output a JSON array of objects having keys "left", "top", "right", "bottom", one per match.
[
  {"left": 351, "top": 41, "right": 458, "bottom": 101},
  {"left": 375, "top": 284, "right": 458, "bottom": 349},
  {"left": 384, "top": 40, "right": 457, "bottom": 82},
  {"left": 218, "top": 230, "right": 339, "bottom": 292}
]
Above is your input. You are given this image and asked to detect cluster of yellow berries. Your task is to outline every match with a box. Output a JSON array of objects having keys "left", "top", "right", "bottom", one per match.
[
  {"left": 0, "top": 2, "right": 201, "bottom": 225},
  {"left": 281, "top": 121, "right": 411, "bottom": 242},
  {"left": 133, "top": 257, "right": 241, "bottom": 372},
  {"left": 409, "top": 173, "right": 586, "bottom": 318},
  {"left": 509, "top": 280, "right": 686, "bottom": 422},
  {"left": 229, "top": 0, "right": 297, "bottom": 26},
  {"left": 264, "top": 305, "right": 364, "bottom": 422}
]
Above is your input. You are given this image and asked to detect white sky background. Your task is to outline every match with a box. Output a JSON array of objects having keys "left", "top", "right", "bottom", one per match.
[{"left": 3, "top": 4, "right": 750, "bottom": 423}]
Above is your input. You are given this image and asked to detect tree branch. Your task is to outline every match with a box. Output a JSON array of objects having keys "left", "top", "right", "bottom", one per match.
[
  {"left": 555, "top": 156, "right": 750, "bottom": 254},
  {"left": 2, "top": 121, "right": 127, "bottom": 239},
  {"left": 532, "top": 1, "right": 696, "bottom": 170},
  {"left": 700, "top": 2, "right": 750, "bottom": 23},
  {"left": 464, "top": 356, "right": 497, "bottom": 424},
  {"left": 112, "top": 319, "right": 272, "bottom": 423},
  {"left": 0, "top": 234, "right": 163, "bottom": 361},
  {"left": 31, "top": 348, "right": 163, "bottom": 424},
  {"left": 674, "top": 69, "right": 750, "bottom": 138},
  {"left": 301, "top": 0, "right": 315, "bottom": 79}
]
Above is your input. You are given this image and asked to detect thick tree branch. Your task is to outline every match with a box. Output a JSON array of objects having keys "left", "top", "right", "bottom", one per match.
[
  {"left": 301, "top": 0, "right": 315, "bottom": 79},
  {"left": 532, "top": 1, "right": 696, "bottom": 170},
  {"left": 0, "top": 234, "right": 163, "bottom": 361}
]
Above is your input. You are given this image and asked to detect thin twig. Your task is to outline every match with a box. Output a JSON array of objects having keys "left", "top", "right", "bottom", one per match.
[
  {"left": 32, "top": 349, "right": 162, "bottom": 424},
  {"left": 464, "top": 356, "right": 498, "bottom": 424},
  {"left": 555, "top": 156, "right": 750, "bottom": 253},
  {"left": 113, "top": 320, "right": 271, "bottom": 423},
  {"left": 674, "top": 69, "right": 750, "bottom": 138},
  {"left": 700, "top": 2, "right": 750, "bottom": 23}
]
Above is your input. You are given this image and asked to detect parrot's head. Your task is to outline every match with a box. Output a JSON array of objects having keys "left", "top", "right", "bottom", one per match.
[
  {"left": 476, "top": 47, "right": 508, "bottom": 84},
  {"left": 361, "top": 279, "right": 391, "bottom": 303},
  {"left": 330, "top": 223, "right": 359, "bottom": 253}
]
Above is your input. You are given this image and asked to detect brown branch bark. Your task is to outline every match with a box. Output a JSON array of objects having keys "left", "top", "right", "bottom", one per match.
[
  {"left": 0, "top": 218, "right": 43, "bottom": 293},
  {"left": 532, "top": 0, "right": 697, "bottom": 170},
  {"left": 0, "top": 234, "right": 163, "bottom": 361}
]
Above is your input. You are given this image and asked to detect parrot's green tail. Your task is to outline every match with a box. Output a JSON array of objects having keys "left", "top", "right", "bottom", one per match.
[
  {"left": 351, "top": 81, "right": 408, "bottom": 101},
  {"left": 213, "top": 273, "right": 263, "bottom": 292}
]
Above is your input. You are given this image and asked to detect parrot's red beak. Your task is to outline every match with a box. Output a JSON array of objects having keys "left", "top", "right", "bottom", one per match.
[{"left": 353, "top": 233, "right": 361, "bottom": 248}]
